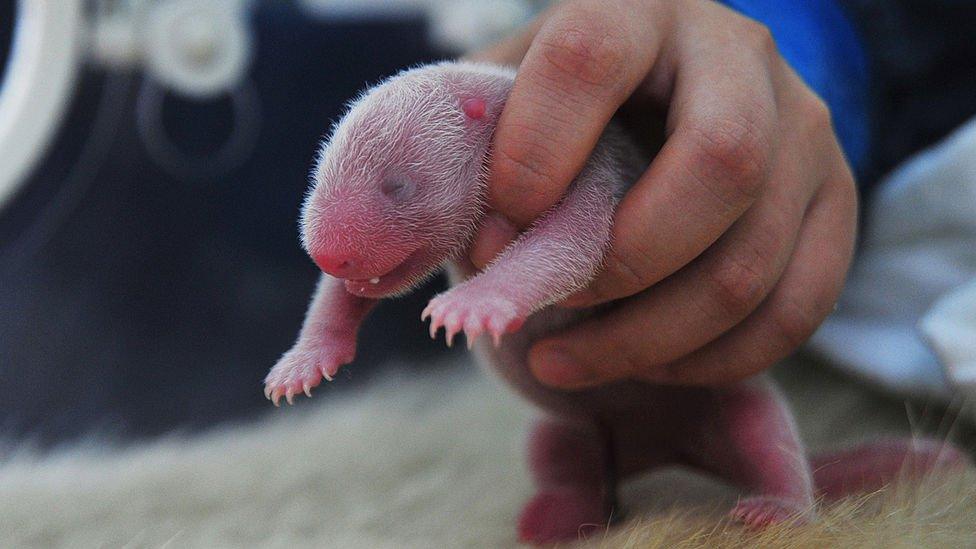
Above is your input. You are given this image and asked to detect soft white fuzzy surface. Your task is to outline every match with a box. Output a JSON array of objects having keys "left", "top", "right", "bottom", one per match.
[{"left": 0, "top": 356, "right": 968, "bottom": 548}]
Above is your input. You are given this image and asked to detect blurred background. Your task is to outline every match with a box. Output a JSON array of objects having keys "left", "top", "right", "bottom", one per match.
[
  {"left": 0, "top": 0, "right": 974, "bottom": 448},
  {"left": 0, "top": 0, "right": 545, "bottom": 444}
]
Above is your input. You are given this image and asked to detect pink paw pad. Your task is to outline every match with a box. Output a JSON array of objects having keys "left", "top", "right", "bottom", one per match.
[
  {"left": 517, "top": 489, "right": 607, "bottom": 545},
  {"left": 262, "top": 346, "right": 352, "bottom": 406},
  {"left": 422, "top": 289, "right": 524, "bottom": 348},
  {"left": 730, "top": 496, "right": 811, "bottom": 530}
]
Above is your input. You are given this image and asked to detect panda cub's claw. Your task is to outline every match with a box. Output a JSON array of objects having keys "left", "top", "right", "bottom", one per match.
[{"left": 423, "top": 287, "right": 525, "bottom": 349}]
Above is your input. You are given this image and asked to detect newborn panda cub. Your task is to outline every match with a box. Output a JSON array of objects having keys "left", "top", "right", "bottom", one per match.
[{"left": 264, "top": 61, "right": 967, "bottom": 545}]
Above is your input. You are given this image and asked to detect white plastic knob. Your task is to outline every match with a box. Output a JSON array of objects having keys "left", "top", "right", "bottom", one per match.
[{"left": 143, "top": 0, "right": 252, "bottom": 99}]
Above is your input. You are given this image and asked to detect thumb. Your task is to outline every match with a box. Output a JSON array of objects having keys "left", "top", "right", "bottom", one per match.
[{"left": 528, "top": 337, "right": 631, "bottom": 389}]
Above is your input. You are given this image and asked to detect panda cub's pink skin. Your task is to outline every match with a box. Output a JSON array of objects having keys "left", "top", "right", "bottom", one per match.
[{"left": 263, "top": 62, "right": 968, "bottom": 544}]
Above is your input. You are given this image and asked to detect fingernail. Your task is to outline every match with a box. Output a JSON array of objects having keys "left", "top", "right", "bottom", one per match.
[
  {"left": 470, "top": 212, "right": 518, "bottom": 268},
  {"left": 529, "top": 344, "right": 596, "bottom": 389}
]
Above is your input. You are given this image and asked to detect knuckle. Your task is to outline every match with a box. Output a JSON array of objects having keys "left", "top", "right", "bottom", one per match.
[
  {"left": 492, "top": 127, "right": 562, "bottom": 204},
  {"left": 538, "top": 13, "right": 632, "bottom": 97},
  {"left": 704, "top": 253, "right": 767, "bottom": 319},
  {"left": 771, "top": 297, "right": 822, "bottom": 350},
  {"left": 797, "top": 92, "right": 833, "bottom": 135},
  {"left": 688, "top": 115, "right": 769, "bottom": 202},
  {"left": 602, "top": 242, "right": 656, "bottom": 298},
  {"left": 740, "top": 19, "right": 777, "bottom": 58}
]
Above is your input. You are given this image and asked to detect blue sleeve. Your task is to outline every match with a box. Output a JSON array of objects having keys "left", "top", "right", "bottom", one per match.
[{"left": 720, "top": 0, "right": 870, "bottom": 174}]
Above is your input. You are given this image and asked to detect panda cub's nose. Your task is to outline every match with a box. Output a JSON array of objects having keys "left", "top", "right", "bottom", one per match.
[{"left": 313, "top": 252, "right": 365, "bottom": 279}]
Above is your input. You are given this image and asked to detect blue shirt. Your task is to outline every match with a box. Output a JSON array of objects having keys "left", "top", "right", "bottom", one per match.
[{"left": 721, "top": 0, "right": 870, "bottom": 174}]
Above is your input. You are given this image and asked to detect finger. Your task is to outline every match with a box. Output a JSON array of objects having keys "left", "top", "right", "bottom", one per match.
[
  {"left": 635, "top": 165, "right": 857, "bottom": 385},
  {"left": 566, "top": 11, "right": 779, "bottom": 306},
  {"left": 529, "top": 149, "right": 818, "bottom": 389},
  {"left": 488, "top": 0, "right": 666, "bottom": 227}
]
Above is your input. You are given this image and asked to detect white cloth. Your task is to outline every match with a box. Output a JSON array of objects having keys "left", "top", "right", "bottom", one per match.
[
  {"left": 809, "top": 117, "right": 976, "bottom": 402},
  {"left": 921, "top": 279, "right": 976, "bottom": 396}
]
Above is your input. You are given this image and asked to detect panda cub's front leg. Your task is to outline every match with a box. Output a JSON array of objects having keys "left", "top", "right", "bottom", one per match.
[
  {"left": 264, "top": 275, "right": 374, "bottom": 404},
  {"left": 423, "top": 159, "right": 619, "bottom": 348}
]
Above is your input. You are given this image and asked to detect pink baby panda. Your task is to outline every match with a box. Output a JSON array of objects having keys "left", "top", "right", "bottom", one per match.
[{"left": 263, "top": 61, "right": 968, "bottom": 545}]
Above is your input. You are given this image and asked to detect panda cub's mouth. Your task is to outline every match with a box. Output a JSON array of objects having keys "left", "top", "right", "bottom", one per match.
[{"left": 344, "top": 246, "right": 438, "bottom": 298}]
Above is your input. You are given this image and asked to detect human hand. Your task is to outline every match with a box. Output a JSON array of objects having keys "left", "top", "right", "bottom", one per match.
[{"left": 467, "top": 0, "right": 858, "bottom": 388}]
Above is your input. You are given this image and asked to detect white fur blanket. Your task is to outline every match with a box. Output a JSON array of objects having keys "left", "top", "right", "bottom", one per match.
[{"left": 1, "top": 357, "right": 972, "bottom": 548}]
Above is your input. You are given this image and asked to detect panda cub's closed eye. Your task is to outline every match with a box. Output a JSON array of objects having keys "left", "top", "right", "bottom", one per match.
[{"left": 381, "top": 173, "right": 415, "bottom": 201}]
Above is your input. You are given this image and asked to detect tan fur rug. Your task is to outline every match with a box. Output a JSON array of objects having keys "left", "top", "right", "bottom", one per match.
[{"left": 1, "top": 356, "right": 972, "bottom": 548}]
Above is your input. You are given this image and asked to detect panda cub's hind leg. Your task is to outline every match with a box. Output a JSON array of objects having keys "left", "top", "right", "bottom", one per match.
[
  {"left": 517, "top": 418, "right": 615, "bottom": 544},
  {"left": 682, "top": 380, "right": 816, "bottom": 529}
]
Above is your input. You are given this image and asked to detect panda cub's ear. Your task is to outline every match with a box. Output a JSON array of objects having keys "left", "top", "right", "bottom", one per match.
[{"left": 461, "top": 97, "right": 487, "bottom": 120}]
